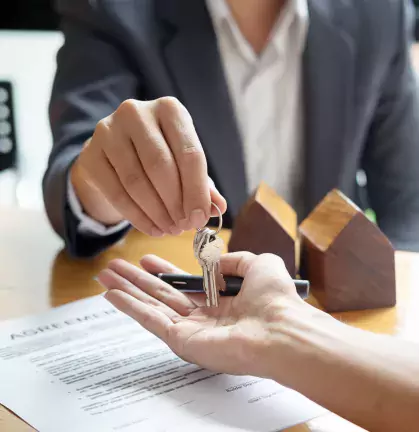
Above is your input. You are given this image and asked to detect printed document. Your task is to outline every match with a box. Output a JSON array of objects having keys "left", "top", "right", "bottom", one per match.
[{"left": 0, "top": 296, "right": 326, "bottom": 431}]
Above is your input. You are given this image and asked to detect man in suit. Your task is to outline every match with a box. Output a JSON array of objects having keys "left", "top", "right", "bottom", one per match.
[{"left": 44, "top": 0, "right": 419, "bottom": 258}]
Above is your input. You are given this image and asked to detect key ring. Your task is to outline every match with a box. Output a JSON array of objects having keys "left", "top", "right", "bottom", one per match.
[{"left": 197, "top": 202, "right": 223, "bottom": 235}]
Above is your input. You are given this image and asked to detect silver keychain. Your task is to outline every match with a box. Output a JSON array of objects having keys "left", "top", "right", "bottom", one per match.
[{"left": 193, "top": 203, "right": 224, "bottom": 307}]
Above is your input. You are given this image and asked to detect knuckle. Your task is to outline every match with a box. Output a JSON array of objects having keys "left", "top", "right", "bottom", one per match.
[
  {"left": 158, "top": 96, "right": 182, "bottom": 109},
  {"left": 94, "top": 118, "right": 111, "bottom": 139},
  {"left": 117, "top": 99, "right": 139, "bottom": 117},
  {"left": 157, "top": 96, "right": 187, "bottom": 117}
]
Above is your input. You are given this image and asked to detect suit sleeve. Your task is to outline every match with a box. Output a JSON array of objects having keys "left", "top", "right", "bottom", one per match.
[
  {"left": 363, "top": 0, "right": 419, "bottom": 252},
  {"left": 43, "top": 1, "right": 138, "bottom": 258}
]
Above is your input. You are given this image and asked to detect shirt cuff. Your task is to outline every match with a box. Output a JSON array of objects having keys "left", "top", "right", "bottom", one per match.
[{"left": 67, "top": 174, "right": 130, "bottom": 236}]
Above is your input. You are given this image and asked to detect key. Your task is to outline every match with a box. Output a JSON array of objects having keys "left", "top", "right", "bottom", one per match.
[
  {"left": 193, "top": 228, "right": 214, "bottom": 304},
  {"left": 201, "top": 236, "right": 224, "bottom": 307},
  {"left": 193, "top": 228, "right": 213, "bottom": 262},
  {"left": 197, "top": 231, "right": 225, "bottom": 307},
  {"left": 192, "top": 202, "right": 225, "bottom": 308}
]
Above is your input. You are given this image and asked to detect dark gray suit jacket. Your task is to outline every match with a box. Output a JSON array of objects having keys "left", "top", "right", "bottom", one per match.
[{"left": 44, "top": 0, "right": 419, "bottom": 257}]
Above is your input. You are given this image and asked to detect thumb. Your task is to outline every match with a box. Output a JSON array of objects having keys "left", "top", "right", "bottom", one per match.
[
  {"left": 247, "top": 254, "right": 297, "bottom": 297},
  {"left": 220, "top": 252, "right": 257, "bottom": 277},
  {"left": 249, "top": 254, "right": 292, "bottom": 282}
]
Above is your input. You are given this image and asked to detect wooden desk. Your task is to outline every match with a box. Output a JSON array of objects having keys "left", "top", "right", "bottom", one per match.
[{"left": 0, "top": 208, "right": 418, "bottom": 432}]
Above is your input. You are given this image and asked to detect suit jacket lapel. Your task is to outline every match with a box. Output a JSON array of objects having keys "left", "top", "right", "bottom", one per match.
[
  {"left": 303, "top": 0, "right": 355, "bottom": 213},
  {"left": 156, "top": 0, "right": 247, "bottom": 221},
  {"left": 156, "top": 0, "right": 356, "bottom": 220}
]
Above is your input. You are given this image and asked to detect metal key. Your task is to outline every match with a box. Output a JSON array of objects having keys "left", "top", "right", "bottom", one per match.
[
  {"left": 193, "top": 228, "right": 214, "bottom": 305},
  {"left": 194, "top": 229, "right": 224, "bottom": 307},
  {"left": 193, "top": 202, "right": 225, "bottom": 307},
  {"left": 193, "top": 228, "right": 214, "bottom": 262},
  {"left": 200, "top": 234, "right": 225, "bottom": 307}
]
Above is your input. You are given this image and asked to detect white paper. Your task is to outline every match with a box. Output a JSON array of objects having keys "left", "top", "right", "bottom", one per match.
[{"left": 0, "top": 296, "right": 326, "bottom": 431}]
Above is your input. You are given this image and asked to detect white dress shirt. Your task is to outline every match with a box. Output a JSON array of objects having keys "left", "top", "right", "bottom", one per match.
[{"left": 68, "top": 0, "right": 309, "bottom": 235}]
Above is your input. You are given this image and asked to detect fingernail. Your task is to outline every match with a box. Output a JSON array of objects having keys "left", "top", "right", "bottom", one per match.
[
  {"left": 169, "top": 225, "right": 183, "bottom": 236},
  {"left": 190, "top": 209, "right": 207, "bottom": 229},
  {"left": 151, "top": 227, "right": 164, "bottom": 237},
  {"left": 93, "top": 276, "right": 102, "bottom": 286},
  {"left": 178, "top": 218, "right": 190, "bottom": 231},
  {"left": 94, "top": 277, "right": 106, "bottom": 290}
]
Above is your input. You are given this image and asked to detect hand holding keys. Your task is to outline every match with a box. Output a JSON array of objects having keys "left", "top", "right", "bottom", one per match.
[{"left": 193, "top": 204, "right": 225, "bottom": 307}]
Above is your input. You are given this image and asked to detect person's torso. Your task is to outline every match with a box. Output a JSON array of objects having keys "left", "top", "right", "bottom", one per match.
[{"left": 82, "top": 0, "right": 402, "bottom": 222}]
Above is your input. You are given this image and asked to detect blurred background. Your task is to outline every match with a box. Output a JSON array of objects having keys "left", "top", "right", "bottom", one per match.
[
  {"left": 0, "top": 0, "right": 419, "bottom": 211},
  {"left": 0, "top": 0, "right": 59, "bottom": 209}
]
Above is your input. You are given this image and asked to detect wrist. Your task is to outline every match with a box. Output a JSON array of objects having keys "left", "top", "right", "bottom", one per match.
[{"left": 259, "top": 299, "right": 339, "bottom": 386}]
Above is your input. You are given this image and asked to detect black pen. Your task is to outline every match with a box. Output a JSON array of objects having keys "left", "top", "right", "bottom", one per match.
[{"left": 152, "top": 273, "right": 310, "bottom": 300}]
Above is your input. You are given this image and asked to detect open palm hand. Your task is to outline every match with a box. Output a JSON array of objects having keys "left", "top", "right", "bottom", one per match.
[{"left": 100, "top": 252, "right": 302, "bottom": 378}]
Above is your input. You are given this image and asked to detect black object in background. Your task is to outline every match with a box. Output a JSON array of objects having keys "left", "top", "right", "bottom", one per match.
[
  {"left": 0, "top": 0, "right": 58, "bottom": 30},
  {"left": 0, "top": 82, "right": 17, "bottom": 172}
]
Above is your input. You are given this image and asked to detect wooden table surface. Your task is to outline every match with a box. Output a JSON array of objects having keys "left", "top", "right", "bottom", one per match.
[{"left": 0, "top": 208, "right": 418, "bottom": 432}]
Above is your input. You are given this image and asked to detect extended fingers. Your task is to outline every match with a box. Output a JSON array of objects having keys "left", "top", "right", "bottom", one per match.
[
  {"left": 105, "top": 289, "right": 207, "bottom": 363},
  {"left": 140, "top": 254, "right": 189, "bottom": 275},
  {"left": 105, "top": 289, "right": 173, "bottom": 343},
  {"left": 106, "top": 259, "right": 196, "bottom": 316},
  {"left": 98, "top": 268, "right": 181, "bottom": 320},
  {"left": 139, "top": 256, "right": 208, "bottom": 308}
]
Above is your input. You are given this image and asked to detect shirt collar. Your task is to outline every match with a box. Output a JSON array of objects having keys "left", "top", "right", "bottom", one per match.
[
  {"left": 206, "top": 0, "right": 309, "bottom": 60},
  {"left": 205, "top": 0, "right": 231, "bottom": 24}
]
